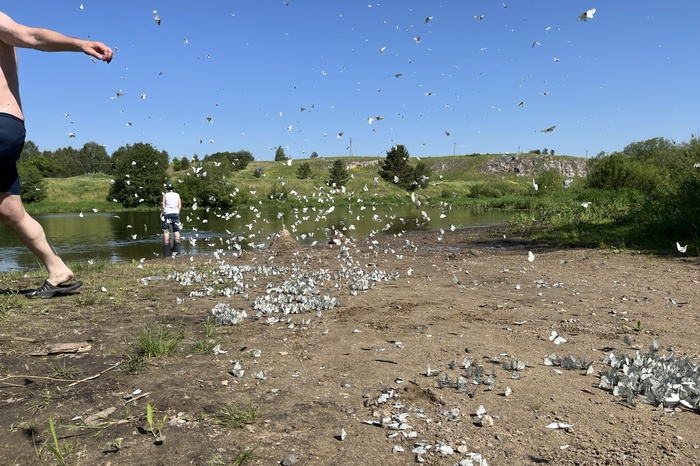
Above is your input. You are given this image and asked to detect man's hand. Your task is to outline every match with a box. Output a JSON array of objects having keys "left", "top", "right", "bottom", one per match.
[{"left": 83, "top": 41, "right": 113, "bottom": 63}]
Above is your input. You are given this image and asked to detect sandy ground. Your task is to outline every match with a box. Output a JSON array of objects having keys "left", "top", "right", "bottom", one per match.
[{"left": 2, "top": 226, "right": 700, "bottom": 466}]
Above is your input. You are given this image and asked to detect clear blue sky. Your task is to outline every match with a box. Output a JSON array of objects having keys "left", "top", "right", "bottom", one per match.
[{"left": 5, "top": 1, "right": 699, "bottom": 161}]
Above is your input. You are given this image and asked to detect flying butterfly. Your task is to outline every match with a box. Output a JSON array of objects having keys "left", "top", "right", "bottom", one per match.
[
  {"left": 577, "top": 8, "right": 596, "bottom": 22},
  {"left": 540, "top": 125, "right": 556, "bottom": 133}
]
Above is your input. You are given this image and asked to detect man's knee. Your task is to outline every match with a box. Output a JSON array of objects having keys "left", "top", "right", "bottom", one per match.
[{"left": 0, "top": 195, "right": 25, "bottom": 227}]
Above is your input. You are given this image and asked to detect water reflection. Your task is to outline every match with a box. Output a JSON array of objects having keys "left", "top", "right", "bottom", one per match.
[{"left": 0, "top": 205, "right": 513, "bottom": 272}]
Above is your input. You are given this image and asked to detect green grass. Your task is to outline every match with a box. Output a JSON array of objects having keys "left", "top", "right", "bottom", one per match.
[
  {"left": 133, "top": 324, "right": 182, "bottom": 359},
  {"left": 212, "top": 402, "right": 258, "bottom": 428}
]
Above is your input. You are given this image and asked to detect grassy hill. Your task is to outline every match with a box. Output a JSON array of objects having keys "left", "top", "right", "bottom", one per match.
[{"left": 26, "top": 153, "right": 587, "bottom": 213}]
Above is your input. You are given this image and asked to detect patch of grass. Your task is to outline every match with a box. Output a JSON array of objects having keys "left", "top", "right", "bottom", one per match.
[
  {"left": 134, "top": 324, "right": 181, "bottom": 359},
  {"left": 232, "top": 449, "right": 256, "bottom": 466},
  {"left": 203, "top": 316, "right": 216, "bottom": 339},
  {"left": 46, "top": 360, "right": 82, "bottom": 380},
  {"left": 190, "top": 340, "right": 217, "bottom": 354},
  {"left": 0, "top": 291, "right": 25, "bottom": 320},
  {"left": 213, "top": 402, "right": 258, "bottom": 428},
  {"left": 70, "top": 258, "right": 111, "bottom": 274},
  {"left": 530, "top": 401, "right": 544, "bottom": 413},
  {"left": 74, "top": 290, "right": 106, "bottom": 307},
  {"left": 27, "top": 389, "right": 53, "bottom": 415}
]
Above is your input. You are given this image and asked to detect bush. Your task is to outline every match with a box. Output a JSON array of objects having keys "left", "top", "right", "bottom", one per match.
[
  {"left": 535, "top": 169, "right": 565, "bottom": 194},
  {"left": 17, "top": 161, "right": 47, "bottom": 203},
  {"left": 296, "top": 162, "right": 312, "bottom": 179},
  {"left": 469, "top": 182, "right": 508, "bottom": 199}
]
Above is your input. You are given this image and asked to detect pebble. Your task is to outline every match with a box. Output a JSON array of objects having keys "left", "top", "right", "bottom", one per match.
[
  {"left": 281, "top": 454, "right": 299, "bottom": 466},
  {"left": 479, "top": 415, "right": 494, "bottom": 427}
]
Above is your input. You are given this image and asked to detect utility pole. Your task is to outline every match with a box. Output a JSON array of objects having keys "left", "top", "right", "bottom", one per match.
[{"left": 453, "top": 142, "right": 456, "bottom": 156}]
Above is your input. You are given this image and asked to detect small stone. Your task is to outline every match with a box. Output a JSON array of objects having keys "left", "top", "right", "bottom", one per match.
[
  {"left": 281, "top": 454, "right": 299, "bottom": 466},
  {"left": 479, "top": 414, "right": 494, "bottom": 427}
]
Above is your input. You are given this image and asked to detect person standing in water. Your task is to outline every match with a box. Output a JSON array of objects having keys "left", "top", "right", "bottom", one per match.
[
  {"left": 0, "top": 11, "right": 113, "bottom": 298},
  {"left": 161, "top": 182, "right": 182, "bottom": 257}
]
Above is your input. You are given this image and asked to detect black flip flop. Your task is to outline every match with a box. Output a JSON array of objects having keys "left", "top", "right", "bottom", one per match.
[{"left": 26, "top": 280, "right": 83, "bottom": 299}]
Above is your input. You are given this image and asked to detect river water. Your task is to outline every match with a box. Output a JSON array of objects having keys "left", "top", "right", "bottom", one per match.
[{"left": 0, "top": 204, "right": 513, "bottom": 272}]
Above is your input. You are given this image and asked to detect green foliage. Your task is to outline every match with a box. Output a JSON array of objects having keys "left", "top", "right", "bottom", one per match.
[
  {"left": 107, "top": 143, "right": 169, "bottom": 207},
  {"left": 469, "top": 181, "right": 520, "bottom": 198},
  {"left": 378, "top": 144, "right": 431, "bottom": 191},
  {"left": 17, "top": 161, "right": 47, "bottom": 203},
  {"left": 51, "top": 146, "right": 81, "bottom": 177},
  {"left": 134, "top": 324, "right": 181, "bottom": 359},
  {"left": 268, "top": 182, "right": 288, "bottom": 201},
  {"left": 253, "top": 167, "right": 265, "bottom": 178},
  {"left": 310, "top": 151, "right": 319, "bottom": 158},
  {"left": 19, "top": 139, "right": 41, "bottom": 159},
  {"left": 534, "top": 168, "right": 565, "bottom": 194},
  {"left": 26, "top": 154, "right": 65, "bottom": 178},
  {"left": 213, "top": 402, "right": 258, "bottom": 427},
  {"left": 204, "top": 150, "right": 254, "bottom": 171},
  {"left": 412, "top": 160, "right": 432, "bottom": 191},
  {"left": 79, "top": 141, "right": 111, "bottom": 175},
  {"left": 379, "top": 144, "right": 413, "bottom": 189},
  {"left": 274, "top": 146, "right": 288, "bottom": 162},
  {"left": 171, "top": 158, "right": 183, "bottom": 171},
  {"left": 180, "top": 156, "right": 190, "bottom": 170},
  {"left": 327, "top": 159, "right": 349, "bottom": 188},
  {"left": 296, "top": 161, "right": 312, "bottom": 179}
]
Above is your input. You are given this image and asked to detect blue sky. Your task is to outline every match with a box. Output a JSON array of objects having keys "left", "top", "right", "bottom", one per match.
[{"left": 5, "top": 1, "right": 699, "bottom": 161}]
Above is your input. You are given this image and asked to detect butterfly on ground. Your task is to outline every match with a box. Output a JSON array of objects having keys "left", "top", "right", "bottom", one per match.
[
  {"left": 676, "top": 242, "right": 688, "bottom": 253},
  {"left": 549, "top": 331, "right": 567, "bottom": 345}
]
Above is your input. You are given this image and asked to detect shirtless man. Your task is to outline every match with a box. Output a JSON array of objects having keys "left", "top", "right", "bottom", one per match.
[{"left": 0, "top": 11, "right": 113, "bottom": 298}]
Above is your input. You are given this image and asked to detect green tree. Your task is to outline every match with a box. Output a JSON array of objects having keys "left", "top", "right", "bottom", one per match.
[
  {"left": 327, "top": 159, "right": 349, "bottom": 188},
  {"left": 296, "top": 161, "right": 312, "bottom": 179},
  {"left": 204, "top": 150, "right": 254, "bottom": 171},
  {"left": 107, "top": 143, "right": 169, "bottom": 207},
  {"left": 172, "top": 157, "right": 183, "bottom": 171},
  {"left": 51, "top": 146, "right": 81, "bottom": 177},
  {"left": 79, "top": 141, "right": 111, "bottom": 174},
  {"left": 274, "top": 146, "right": 288, "bottom": 162},
  {"left": 25, "top": 153, "right": 64, "bottom": 177},
  {"left": 310, "top": 151, "right": 319, "bottom": 158},
  {"left": 19, "top": 140, "right": 41, "bottom": 160},
  {"left": 411, "top": 160, "right": 432, "bottom": 191},
  {"left": 180, "top": 156, "right": 190, "bottom": 170},
  {"left": 17, "top": 161, "right": 47, "bottom": 203},
  {"left": 378, "top": 144, "right": 414, "bottom": 190}
]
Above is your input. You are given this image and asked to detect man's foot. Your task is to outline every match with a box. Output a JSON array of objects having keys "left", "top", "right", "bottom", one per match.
[{"left": 26, "top": 280, "right": 83, "bottom": 299}]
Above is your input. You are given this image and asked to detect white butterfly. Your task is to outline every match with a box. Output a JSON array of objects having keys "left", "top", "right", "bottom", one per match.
[
  {"left": 532, "top": 178, "right": 538, "bottom": 191},
  {"left": 676, "top": 242, "right": 688, "bottom": 253},
  {"left": 549, "top": 331, "right": 567, "bottom": 345},
  {"left": 527, "top": 251, "right": 535, "bottom": 262},
  {"left": 577, "top": 8, "right": 596, "bottom": 22}
]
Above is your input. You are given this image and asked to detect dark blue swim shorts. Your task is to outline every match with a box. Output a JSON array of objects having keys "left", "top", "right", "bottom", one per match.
[
  {"left": 0, "top": 113, "right": 27, "bottom": 195},
  {"left": 162, "top": 213, "right": 182, "bottom": 232}
]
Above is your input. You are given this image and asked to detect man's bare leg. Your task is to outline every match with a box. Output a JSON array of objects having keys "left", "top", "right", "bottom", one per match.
[{"left": 0, "top": 193, "right": 74, "bottom": 285}]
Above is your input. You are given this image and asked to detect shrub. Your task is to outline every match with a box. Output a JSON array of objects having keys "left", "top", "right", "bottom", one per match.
[{"left": 296, "top": 162, "right": 312, "bottom": 179}]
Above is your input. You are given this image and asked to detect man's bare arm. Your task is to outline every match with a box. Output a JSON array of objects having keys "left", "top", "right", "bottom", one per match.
[{"left": 0, "top": 11, "right": 112, "bottom": 63}]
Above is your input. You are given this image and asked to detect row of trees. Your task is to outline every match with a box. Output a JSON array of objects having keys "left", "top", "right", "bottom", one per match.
[{"left": 19, "top": 138, "right": 433, "bottom": 208}]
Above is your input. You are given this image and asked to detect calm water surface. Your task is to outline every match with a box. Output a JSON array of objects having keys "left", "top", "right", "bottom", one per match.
[{"left": 0, "top": 205, "right": 513, "bottom": 272}]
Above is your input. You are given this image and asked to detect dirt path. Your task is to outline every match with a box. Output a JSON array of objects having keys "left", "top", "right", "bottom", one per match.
[{"left": 2, "top": 227, "right": 700, "bottom": 465}]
